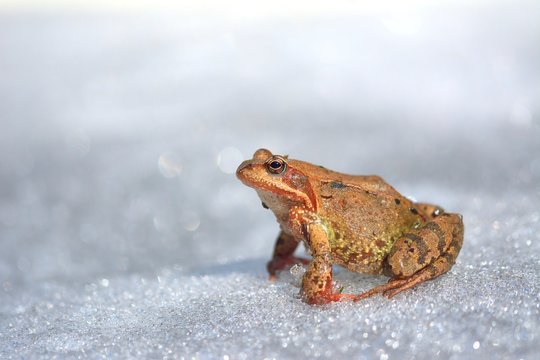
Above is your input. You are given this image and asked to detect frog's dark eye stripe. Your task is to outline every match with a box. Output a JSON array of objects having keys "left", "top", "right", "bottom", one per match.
[{"left": 266, "top": 157, "right": 287, "bottom": 174}]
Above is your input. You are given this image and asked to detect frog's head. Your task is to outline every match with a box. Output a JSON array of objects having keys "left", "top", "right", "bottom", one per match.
[{"left": 237, "top": 149, "right": 317, "bottom": 213}]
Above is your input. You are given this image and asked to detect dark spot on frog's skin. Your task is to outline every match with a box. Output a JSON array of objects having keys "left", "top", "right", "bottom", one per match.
[
  {"left": 348, "top": 252, "right": 360, "bottom": 263},
  {"left": 301, "top": 224, "right": 309, "bottom": 240},
  {"left": 442, "top": 251, "right": 455, "bottom": 264},
  {"left": 321, "top": 194, "right": 333, "bottom": 199},
  {"left": 423, "top": 222, "right": 446, "bottom": 253},
  {"left": 330, "top": 181, "right": 346, "bottom": 189},
  {"left": 410, "top": 207, "right": 418, "bottom": 215},
  {"left": 318, "top": 165, "right": 326, "bottom": 169},
  {"left": 375, "top": 240, "right": 386, "bottom": 248},
  {"left": 404, "top": 233, "right": 428, "bottom": 265},
  {"left": 262, "top": 202, "right": 269, "bottom": 209},
  {"left": 394, "top": 198, "right": 401, "bottom": 205}
]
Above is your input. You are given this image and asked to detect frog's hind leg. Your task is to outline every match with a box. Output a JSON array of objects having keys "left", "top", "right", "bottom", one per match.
[{"left": 355, "top": 212, "right": 464, "bottom": 301}]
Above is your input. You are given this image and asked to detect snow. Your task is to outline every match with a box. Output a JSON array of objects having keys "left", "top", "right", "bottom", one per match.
[{"left": 1, "top": 2, "right": 540, "bottom": 359}]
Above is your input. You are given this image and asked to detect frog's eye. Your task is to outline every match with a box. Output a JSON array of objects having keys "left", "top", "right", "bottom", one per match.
[{"left": 266, "top": 157, "right": 287, "bottom": 175}]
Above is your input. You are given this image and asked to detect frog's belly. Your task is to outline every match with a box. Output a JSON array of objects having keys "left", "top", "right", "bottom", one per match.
[
  {"left": 328, "top": 231, "right": 393, "bottom": 275},
  {"left": 323, "top": 209, "right": 411, "bottom": 274}
]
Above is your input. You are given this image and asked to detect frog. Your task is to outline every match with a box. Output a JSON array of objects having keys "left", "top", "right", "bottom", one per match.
[{"left": 236, "top": 149, "right": 464, "bottom": 305}]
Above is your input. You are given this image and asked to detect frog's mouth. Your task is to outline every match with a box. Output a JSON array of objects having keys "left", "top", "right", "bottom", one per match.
[{"left": 236, "top": 161, "right": 283, "bottom": 193}]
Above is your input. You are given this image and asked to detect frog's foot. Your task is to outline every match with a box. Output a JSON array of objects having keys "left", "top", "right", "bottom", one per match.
[
  {"left": 267, "top": 256, "right": 310, "bottom": 281},
  {"left": 305, "top": 291, "right": 356, "bottom": 305},
  {"left": 302, "top": 278, "right": 357, "bottom": 305},
  {"left": 352, "top": 279, "right": 405, "bottom": 301},
  {"left": 356, "top": 213, "right": 464, "bottom": 301}
]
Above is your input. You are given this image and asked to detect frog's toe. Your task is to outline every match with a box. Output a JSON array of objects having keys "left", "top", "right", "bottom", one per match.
[{"left": 382, "top": 287, "right": 406, "bottom": 299}]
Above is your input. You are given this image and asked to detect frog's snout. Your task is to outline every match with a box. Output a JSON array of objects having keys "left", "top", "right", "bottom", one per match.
[
  {"left": 236, "top": 160, "right": 252, "bottom": 178},
  {"left": 236, "top": 148, "right": 275, "bottom": 187}
]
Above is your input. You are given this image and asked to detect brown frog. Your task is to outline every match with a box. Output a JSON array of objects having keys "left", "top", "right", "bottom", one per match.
[{"left": 236, "top": 149, "right": 464, "bottom": 305}]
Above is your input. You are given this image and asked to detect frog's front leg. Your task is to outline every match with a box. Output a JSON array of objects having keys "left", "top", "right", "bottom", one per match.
[
  {"left": 356, "top": 212, "right": 464, "bottom": 301},
  {"left": 294, "top": 212, "right": 355, "bottom": 305},
  {"left": 267, "top": 231, "right": 310, "bottom": 281}
]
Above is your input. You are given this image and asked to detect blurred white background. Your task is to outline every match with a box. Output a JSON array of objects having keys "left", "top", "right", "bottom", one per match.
[{"left": 1, "top": 0, "right": 539, "bottom": 282}]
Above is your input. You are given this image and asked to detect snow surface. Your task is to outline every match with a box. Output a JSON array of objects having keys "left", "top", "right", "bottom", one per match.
[{"left": 1, "top": 2, "right": 540, "bottom": 359}]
